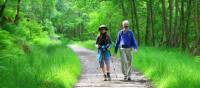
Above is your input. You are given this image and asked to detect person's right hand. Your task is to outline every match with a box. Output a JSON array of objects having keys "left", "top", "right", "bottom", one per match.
[
  {"left": 98, "top": 45, "right": 101, "bottom": 48},
  {"left": 134, "top": 49, "right": 138, "bottom": 53}
]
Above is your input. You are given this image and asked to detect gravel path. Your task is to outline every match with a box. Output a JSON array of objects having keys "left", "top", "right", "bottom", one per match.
[{"left": 69, "top": 45, "right": 152, "bottom": 88}]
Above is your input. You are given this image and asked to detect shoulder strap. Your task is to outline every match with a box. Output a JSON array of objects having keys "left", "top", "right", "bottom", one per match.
[{"left": 106, "top": 34, "right": 110, "bottom": 40}]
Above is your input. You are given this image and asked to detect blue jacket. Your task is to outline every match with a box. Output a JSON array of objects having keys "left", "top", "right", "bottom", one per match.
[
  {"left": 114, "top": 29, "right": 138, "bottom": 53},
  {"left": 97, "top": 48, "right": 110, "bottom": 62}
]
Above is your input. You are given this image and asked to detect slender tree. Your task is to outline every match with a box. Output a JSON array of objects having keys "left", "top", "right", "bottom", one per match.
[
  {"left": 145, "top": 0, "right": 150, "bottom": 45},
  {"left": 179, "top": 0, "right": 186, "bottom": 48},
  {"left": 184, "top": 0, "right": 192, "bottom": 48},
  {"left": 172, "top": 0, "right": 179, "bottom": 47},
  {"left": 162, "top": 0, "right": 169, "bottom": 45},
  {"left": 119, "top": 0, "right": 127, "bottom": 19},
  {"left": 146, "top": 0, "right": 154, "bottom": 46},
  {"left": 131, "top": 0, "right": 140, "bottom": 45},
  {"left": 149, "top": 0, "right": 154, "bottom": 46},
  {"left": 191, "top": 0, "right": 199, "bottom": 55},
  {"left": 169, "top": 0, "right": 174, "bottom": 46},
  {"left": 14, "top": 0, "right": 21, "bottom": 24}
]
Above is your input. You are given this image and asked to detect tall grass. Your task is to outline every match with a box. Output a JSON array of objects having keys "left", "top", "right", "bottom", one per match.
[
  {"left": 133, "top": 46, "right": 200, "bottom": 88},
  {"left": 78, "top": 40, "right": 200, "bottom": 88},
  {"left": 0, "top": 44, "right": 81, "bottom": 88},
  {"left": 76, "top": 40, "right": 97, "bottom": 50}
]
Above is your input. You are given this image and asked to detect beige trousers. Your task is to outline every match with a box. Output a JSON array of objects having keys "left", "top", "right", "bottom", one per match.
[{"left": 120, "top": 48, "right": 132, "bottom": 78}]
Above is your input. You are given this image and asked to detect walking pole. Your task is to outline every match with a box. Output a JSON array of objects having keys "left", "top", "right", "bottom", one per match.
[
  {"left": 95, "top": 45, "right": 101, "bottom": 80},
  {"left": 111, "top": 56, "right": 118, "bottom": 79},
  {"left": 95, "top": 59, "right": 101, "bottom": 80},
  {"left": 139, "top": 52, "right": 142, "bottom": 62}
]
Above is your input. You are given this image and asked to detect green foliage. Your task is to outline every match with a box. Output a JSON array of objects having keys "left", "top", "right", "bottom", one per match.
[
  {"left": 1, "top": 19, "right": 50, "bottom": 46},
  {"left": 0, "top": 44, "right": 81, "bottom": 88},
  {"left": 1, "top": 1, "right": 82, "bottom": 87},
  {"left": 0, "top": 29, "right": 23, "bottom": 59},
  {"left": 0, "top": 0, "right": 5, "bottom": 4},
  {"left": 0, "top": 29, "right": 13, "bottom": 49},
  {"left": 3, "top": 0, "right": 17, "bottom": 19},
  {"left": 76, "top": 40, "right": 97, "bottom": 50},
  {"left": 0, "top": 0, "right": 199, "bottom": 87}
]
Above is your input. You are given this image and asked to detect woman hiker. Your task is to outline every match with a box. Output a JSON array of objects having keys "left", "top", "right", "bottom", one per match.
[
  {"left": 114, "top": 20, "right": 138, "bottom": 81},
  {"left": 96, "top": 25, "right": 112, "bottom": 81}
]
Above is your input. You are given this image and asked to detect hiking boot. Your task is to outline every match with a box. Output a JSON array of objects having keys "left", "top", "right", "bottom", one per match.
[
  {"left": 107, "top": 72, "right": 111, "bottom": 81},
  {"left": 127, "top": 77, "right": 131, "bottom": 81},
  {"left": 104, "top": 74, "right": 107, "bottom": 81}
]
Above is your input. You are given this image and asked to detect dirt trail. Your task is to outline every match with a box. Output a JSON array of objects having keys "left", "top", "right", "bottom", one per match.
[{"left": 69, "top": 45, "right": 152, "bottom": 88}]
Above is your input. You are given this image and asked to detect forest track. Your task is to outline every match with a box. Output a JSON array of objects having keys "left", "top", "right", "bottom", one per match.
[{"left": 69, "top": 45, "right": 152, "bottom": 88}]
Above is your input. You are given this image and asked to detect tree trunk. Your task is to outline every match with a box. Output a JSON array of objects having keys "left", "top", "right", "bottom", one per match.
[
  {"left": 191, "top": 0, "right": 199, "bottom": 55},
  {"left": 0, "top": 0, "right": 7, "bottom": 17},
  {"left": 192, "top": 0, "right": 199, "bottom": 38},
  {"left": 120, "top": 0, "right": 127, "bottom": 19},
  {"left": 162, "top": 0, "right": 169, "bottom": 46},
  {"left": 130, "top": 0, "right": 140, "bottom": 45},
  {"left": 132, "top": 0, "right": 140, "bottom": 45},
  {"left": 149, "top": 0, "right": 154, "bottom": 46},
  {"left": 184, "top": 0, "right": 192, "bottom": 49},
  {"left": 172, "top": 0, "right": 179, "bottom": 47},
  {"left": 130, "top": 0, "right": 135, "bottom": 32},
  {"left": 145, "top": 1, "right": 150, "bottom": 45},
  {"left": 14, "top": 0, "right": 21, "bottom": 24},
  {"left": 179, "top": 0, "right": 185, "bottom": 48},
  {"left": 169, "top": 0, "right": 174, "bottom": 46},
  {"left": 146, "top": 0, "right": 154, "bottom": 46}
]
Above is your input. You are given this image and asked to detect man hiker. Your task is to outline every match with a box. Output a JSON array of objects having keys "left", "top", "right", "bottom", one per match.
[
  {"left": 114, "top": 20, "right": 138, "bottom": 81},
  {"left": 96, "top": 25, "right": 112, "bottom": 81}
]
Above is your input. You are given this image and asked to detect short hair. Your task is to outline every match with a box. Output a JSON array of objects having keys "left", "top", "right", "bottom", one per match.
[{"left": 122, "top": 20, "right": 129, "bottom": 26}]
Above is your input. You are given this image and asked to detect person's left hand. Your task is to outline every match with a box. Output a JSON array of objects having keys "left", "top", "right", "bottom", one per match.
[
  {"left": 106, "top": 45, "right": 110, "bottom": 50},
  {"left": 134, "top": 49, "right": 138, "bottom": 53}
]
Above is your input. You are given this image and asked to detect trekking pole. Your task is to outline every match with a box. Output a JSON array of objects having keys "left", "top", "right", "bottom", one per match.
[
  {"left": 96, "top": 47, "right": 102, "bottom": 80},
  {"left": 95, "top": 60, "right": 101, "bottom": 79},
  {"left": 111, "top": 56, "right": 118, "bottom": 79},
  {"left": 140, "top": 52, "right": 143, "bottom": 62}
]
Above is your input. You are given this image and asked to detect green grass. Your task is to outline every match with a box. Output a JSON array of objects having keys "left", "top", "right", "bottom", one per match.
[
  {"left": 76, "top": 40, "right": 97, "bottom": 50},
  {"left": 0, "top": 44, "right": 81, "bottom": 88},
  {"left": 133, "top": 47, "right": 200, "bottom": 88},
  {"left": 78, "top": 40, "right": 200, "bottom": 88}
]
